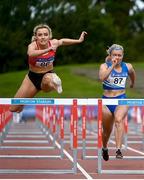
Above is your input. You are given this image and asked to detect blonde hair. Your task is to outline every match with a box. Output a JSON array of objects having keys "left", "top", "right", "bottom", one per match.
[
  {"left": 31, "top": 24, "right": 52, "bottom": 42},
  {"left": 106, "top": 44, "right": 124, "bottom": 55}
]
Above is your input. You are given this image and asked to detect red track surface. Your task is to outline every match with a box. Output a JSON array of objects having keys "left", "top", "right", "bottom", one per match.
[{"left": 0, "top": 119, "right": 144, "bottom": 179}]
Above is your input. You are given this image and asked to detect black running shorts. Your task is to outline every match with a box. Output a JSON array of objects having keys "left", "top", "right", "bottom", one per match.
[{"left": 28, "top": 70, "right": 54, "bottom": 90}]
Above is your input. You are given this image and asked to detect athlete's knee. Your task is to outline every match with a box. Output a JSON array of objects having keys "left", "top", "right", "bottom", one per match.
[
  {"left": 41, "top": 73, "right": 62, "bottom": 93},
  {"left": 115, "top": 116, "right": 122, "bottom": 123},
  {"left": 114, "top": 117, "right": 123, "bottom": 129},
  {"left": 42, "top": 74, "right": 51, "bottom": 83},
  {"left": 41, "top": 73, "right": 59, "bottom": 90},
  {"left": 41, "top": 74, "right": 52, "bottom": 89},
  {"left": 9, "top": 105, "right": 24, "bottom": 113}
]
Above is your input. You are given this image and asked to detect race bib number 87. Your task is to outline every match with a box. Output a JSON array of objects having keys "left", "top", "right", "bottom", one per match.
[{"left": 110, "top": 77, "right": 127, "bottom": 87}]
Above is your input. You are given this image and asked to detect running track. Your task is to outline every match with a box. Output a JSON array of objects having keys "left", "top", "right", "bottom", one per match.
[{"left": 0, "top": 117, "right": 144, "bottom": 179}]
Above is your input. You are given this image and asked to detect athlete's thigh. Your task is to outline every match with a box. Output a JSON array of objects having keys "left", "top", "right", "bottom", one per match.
[
  {"left": 114, "top": 105, "right": 129, "bottom": 120},
  {"left": 102, "top": 105, "right": 114, "bottom": 130},
  {"left": 14, "top": 74, "right": 38, "bottom": 98},
  {"left": 41, "top": 73, "right": 53, "bottom": 91},
  {"left": 10, "top": 75, "right": 38, "bottom": 112}
]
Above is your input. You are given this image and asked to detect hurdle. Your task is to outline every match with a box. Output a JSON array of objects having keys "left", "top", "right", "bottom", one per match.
[
  {"left": 0, "top": 105, "right": 12, "bottom": 144},
  {"left": 36, "top": 104, "right": 67, "bottom": 158},
  {"left": 81, "top": 99, "right": 144, "bottom": 161},
  {"left": 67, "top": 104, "right": 98, "bottom": 151},
  {"left": 64, "top": 104, "right": 97, "bottom": 149},
  {"left": 127, "top": 106, "right": 144, "bottom": 147},
  {"left": 81, "top": 104, "right": 99, "bottom": 159},
  {"left": 81, "top": 103, "right": 128, "bottom": 160},
  {"left": 1, "top": 107, "right": 55, "bottom": 151},
  {"left": 0, "top": 98, "right": 80, "bottom": 174},
  {"left": 97, "top": 98, "right": 144, "bottom": 174},
  {"left": 35, "top": 105, "right": 57, "bottom": 148}
]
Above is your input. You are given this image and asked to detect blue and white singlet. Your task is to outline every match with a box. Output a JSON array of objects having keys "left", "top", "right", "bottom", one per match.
[{"left": 103, "top": 61, "right": 129, "bottom": 90}]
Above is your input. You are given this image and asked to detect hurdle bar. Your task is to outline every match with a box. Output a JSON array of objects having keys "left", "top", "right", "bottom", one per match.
[{"left": 98, "top": 98, "right": 144, "bottom": 174}]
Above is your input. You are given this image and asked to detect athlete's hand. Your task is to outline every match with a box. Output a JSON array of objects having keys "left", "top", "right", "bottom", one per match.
[
  {"left": 79, "top": 31, "right": 87, "bottom": 42},
  {"left": 129, "top": 82, "right": 134, "bottom": 88},
  {"left": 111, "top": 57, "right": 118, "bottom": 67},
  {"left": 48, "top": 46, "right": 56, "bottom": 52}
]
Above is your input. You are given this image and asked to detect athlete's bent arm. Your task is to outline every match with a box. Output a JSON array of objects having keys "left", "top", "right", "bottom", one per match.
[
  {"left": 99, "top": 63, "right": 115, "bottom": 81},
  {"left": 127, "top": 63, "right": 136, "bottom": 88},
  {"left": 27, "top": 42, "right": 53, "bottom": 57}
]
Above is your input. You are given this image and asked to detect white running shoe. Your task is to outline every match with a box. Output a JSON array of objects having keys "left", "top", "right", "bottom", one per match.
[{"left": 52, "top": 74, "right": 63, "bottom": 94}]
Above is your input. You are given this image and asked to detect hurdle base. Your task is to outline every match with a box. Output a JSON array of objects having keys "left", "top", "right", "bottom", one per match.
[
  {"left": 84, "top": 155, "right": 144, "bottom": 160},
  {"left": 0, "top": 169, "right": 75, "bottom": 174},
  {"left": 99, "top": 170, "right": 144, "bottom": 174}
]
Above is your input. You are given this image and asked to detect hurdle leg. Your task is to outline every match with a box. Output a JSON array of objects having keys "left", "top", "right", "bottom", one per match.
[
  {"left": 82, "top": 139, "right": 86, "bottom": 159},
  {"left": 82, "top": 105, "right": 86, "bottom": 159},
  {"left": 70, "top": 106, "right": 73, "bottom": 149},
  {"left": 60, "top": 105, "right": 64, "bottom": 159},
  {"left": 142, "top": 134, "right": 144, "bottom": 151},
  {"left": 73, "top": 148, "right": 77, "bottom": 174},
  {"left": 0, "top": 132, "right": 2, "bottom": 145},
  {"left": 97, "top": 148, "right": 102, "bottom": 173},
  {"left": 123, "top": 133, "right": 128, "bottom": 149},
  {"left": 60, "top": 139, "right": 64, "bottom": 158},
  {"left": 97, "top": 99, "right": 102, "bottom": 174}
]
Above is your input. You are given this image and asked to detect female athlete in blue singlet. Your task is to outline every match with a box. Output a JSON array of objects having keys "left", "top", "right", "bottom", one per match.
[
  {"left": 10, "top": 24, "right": 87, "bottom": 112},
  {"left": 99, "top": 44, "right": 136, "bottom": 161}
]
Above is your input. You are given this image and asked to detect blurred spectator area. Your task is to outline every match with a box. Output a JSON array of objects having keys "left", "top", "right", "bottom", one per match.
[{"left": 21, "top": 105, "right": 36, "bottom": 122}]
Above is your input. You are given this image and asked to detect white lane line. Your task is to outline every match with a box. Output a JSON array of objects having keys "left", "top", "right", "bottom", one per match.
[
  {"left": 110, "top": 139, "right": 144, "bottom": 155},
  {"left": 49, "top": 134, "right": 93, "bottom": 180},
  {"left": 126, "top": 146, "right": 144, "bottom": 155},
  {"left": 87, "top": 129, "right": 144, "bottom": 155}
]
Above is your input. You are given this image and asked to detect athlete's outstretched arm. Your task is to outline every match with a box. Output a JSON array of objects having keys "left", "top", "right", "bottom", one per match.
[{"left": 57, "top": 31, "right": 87, "bottom": 46}]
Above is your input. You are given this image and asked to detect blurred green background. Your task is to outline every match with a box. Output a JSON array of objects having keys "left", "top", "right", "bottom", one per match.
[
  {"left": 0, "top": 63, "right": 144, "bottom": 98},
  {"left": 0, "top": 0, "right": 143, "bottom": 98}
]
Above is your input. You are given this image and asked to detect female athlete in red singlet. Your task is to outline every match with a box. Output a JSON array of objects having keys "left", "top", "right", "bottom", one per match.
[{"left": 10, "top": 24, "right": 87, "bottom": 112}]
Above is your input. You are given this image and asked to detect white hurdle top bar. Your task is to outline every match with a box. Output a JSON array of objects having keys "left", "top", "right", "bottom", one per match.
[{"left": 0, "top": 98, "right": 144, "bottom": 106}]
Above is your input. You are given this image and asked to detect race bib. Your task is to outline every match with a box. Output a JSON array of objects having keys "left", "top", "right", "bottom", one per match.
[
  {"left": 108, "top": 76, "right": 127, "bottom": 88},
  {"left": 35, "top": 57, "right": 54, "bottom": 67}
]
